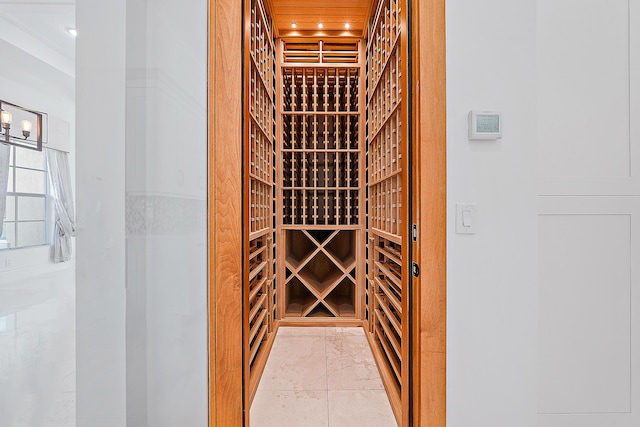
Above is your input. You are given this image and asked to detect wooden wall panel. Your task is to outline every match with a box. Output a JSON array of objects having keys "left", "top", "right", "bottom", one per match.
[
  {"left": 270, "top": 0, "right": 371, "bottom": 37},
  {"left": 412, "top": 0, "right": 447, "bottom": 426},
  {"left": 209, "top": 1, "right": 244, "bottom": 426}
]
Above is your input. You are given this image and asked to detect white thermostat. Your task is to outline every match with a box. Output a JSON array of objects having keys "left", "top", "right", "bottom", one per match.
[{"left": 468, "top": 110, "right": 502, "bottom": 140}]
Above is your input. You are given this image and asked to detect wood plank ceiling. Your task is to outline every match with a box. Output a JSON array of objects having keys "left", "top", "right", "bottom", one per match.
[{"left": 267, "top": 0, "right": 374, "bottom": 38}]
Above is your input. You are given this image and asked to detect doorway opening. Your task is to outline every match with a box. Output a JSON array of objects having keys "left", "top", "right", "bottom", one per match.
[
  {"left": 243, "top": 1, "right": 409, "bottom": 425},
  {"left": 208, "top": 0, "right": 446, "bottom": 426}
]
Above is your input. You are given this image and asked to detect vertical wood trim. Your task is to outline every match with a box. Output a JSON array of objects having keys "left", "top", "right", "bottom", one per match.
[
  {"left": 357, "top": 39, "right": 367, "bottom": 320},
  {"left": 209, "top": 1, "right": 244, "bottom": 426},
  {"left": 412, "top": 0, "right": 447, "bottom": 426},
  {"left": 275, "top": 39, "right": 286, "bottom": 321},
  {"left": 399, "top": 1, "right": 411, "bottom": 425},
  {"left": 242, "top": 2, "right": 251, "bottom": 425}
]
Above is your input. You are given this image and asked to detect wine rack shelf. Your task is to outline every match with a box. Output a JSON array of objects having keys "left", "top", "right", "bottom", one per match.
[
  {"left": 248, "top": 233, "right": 271, "bottom": 365},
  {"left": 366, "top": 0, "right": 407, "bottom": 413},
  {"left": 280, "top": 64, "right": 362, "bottom": 226},
  {"left": 282, "top": 40, "right": 360, "bottom": 64},
  {"left": 283, "top": 230, "right": 357, "bottom": 319},
  {"left": 245, "top": 0, "right": 276, "bottom": 402}
]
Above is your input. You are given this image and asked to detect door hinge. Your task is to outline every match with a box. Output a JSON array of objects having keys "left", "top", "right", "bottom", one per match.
[
  {"left": 412, "top": 262, "right": 420, "bottom": 277},
  {"left": 412, "top": 223, "right": 418, "bottom": 242}
]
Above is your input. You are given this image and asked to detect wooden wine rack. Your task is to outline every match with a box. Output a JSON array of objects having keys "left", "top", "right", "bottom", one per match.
[
  {"left": 277, "top": 39, "right": 365, "bottom": 322},
  {"left": 281, "top": 67, "right": 361, "bottom": 226},
  {"left": 245, "top": 0, "right": 276, "bottom": 401},
  {"left": 282, "top": 40, "right": 360, "bottom": 64},
  {"left": 365, "top": 0, "right": 408, "bottom": 418},
  {"left": 284, "top": 229, "right": 357, "bottom": 318}
]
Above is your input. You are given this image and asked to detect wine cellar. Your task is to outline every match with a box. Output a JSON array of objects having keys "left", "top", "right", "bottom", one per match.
[{"left": 243, "top": 0, "right": 410, "bottom": 423}]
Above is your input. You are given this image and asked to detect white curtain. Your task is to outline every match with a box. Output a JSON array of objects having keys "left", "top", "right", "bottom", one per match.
[
  {"left": 0, "top": 144, "right": 10, "bottom": 238},
  {"left": 45, "top": 148, "right": 75, "bottom": 262}
]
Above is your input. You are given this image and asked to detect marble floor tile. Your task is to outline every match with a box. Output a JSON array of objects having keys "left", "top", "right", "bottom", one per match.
[
  {"left": 278, "top": 326, "right": 326, "bottom": 337},
  {"left": 325, "top": 326, "right": 365, "bottom": 336},
  {"left": 327, "top": 390, "right": 397, "bottom": 427},
  {"left": 251, "top": 390, "right": 329, "bottom": 427},
  {"left": 0, "top": 272, "right": 76, "bottom": 427},
  {"left": 252, "top": 327, "right": 396, "bottom": 427},
  {"left": 258, "top": 335, "right": 327, "bottom": 391},
  {"left": 326, "top": 333, "right": 384, "bottom": 390}
]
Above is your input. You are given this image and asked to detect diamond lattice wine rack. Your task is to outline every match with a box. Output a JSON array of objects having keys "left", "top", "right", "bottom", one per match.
[{"left": 283, "top": 229, "right": 357, "bottom": 318}]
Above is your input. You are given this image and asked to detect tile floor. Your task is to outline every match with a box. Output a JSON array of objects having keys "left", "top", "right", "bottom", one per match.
[{"left": 251, "top": 326, "right": 397, "bottom": 427}]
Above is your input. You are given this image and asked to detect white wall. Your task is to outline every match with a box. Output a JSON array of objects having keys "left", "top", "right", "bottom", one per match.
[
  {"left": 76, "top": 0, "right": 127, "bottom": 425},
  {"left": 124, "top": 0, "right": 208, "bottom": 426},
  {"left": 0, "top": 31, "right": 76, "bottom": 427},
  {"left": 446, "top": 1, "right": 538, "bottom": 426},
  {"left": 447, "top": 1, "right": 640, "bottom": 427},
  {"left": 537, "top": 1, "right": 640, "bottom": 426},
  {"left": 76, "top": 0, "right": 208, "bottom": 426}
]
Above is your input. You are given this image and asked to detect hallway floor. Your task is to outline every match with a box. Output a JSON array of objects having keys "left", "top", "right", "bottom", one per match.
[{"left": 250, "top": 326, "right": 397, "bottom": 427}]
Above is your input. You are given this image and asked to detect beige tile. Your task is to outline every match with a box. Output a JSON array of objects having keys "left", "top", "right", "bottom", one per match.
[
  {"left": 258, "top": 335, "right": 327, "bottom": 391},
  {"left": 251, "top": 390, "right": 329, "bottom": 427},
  {"left": 326, "top": 334, "right": 384, "bottom": 390},
  {"left": 327, "top": 390, "right": 397, "bottom": 427},
  {"left": 278, "top": 326, "right": 326, "bottom": 337},
  {"left": 324, "top": 326, "right": 365, "bottom": 337}
]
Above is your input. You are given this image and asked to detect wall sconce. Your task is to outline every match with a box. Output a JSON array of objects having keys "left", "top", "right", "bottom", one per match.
[{"left": 0, "top": 100, "right": 46, "bottom": 151}]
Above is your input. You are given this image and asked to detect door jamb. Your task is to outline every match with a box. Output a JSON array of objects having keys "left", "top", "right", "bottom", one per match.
[{"left": 411, "top": 1, "right": 447, "bottom": 425}]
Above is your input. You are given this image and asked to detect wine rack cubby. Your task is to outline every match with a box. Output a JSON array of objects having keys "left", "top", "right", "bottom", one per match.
[{"left": 283, "top": 230, "right": 357, "bottom": 318}]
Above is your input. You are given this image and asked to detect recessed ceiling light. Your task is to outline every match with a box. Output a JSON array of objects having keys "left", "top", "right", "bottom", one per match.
[
  {"left": 291, "top": 22, "right": 297, "bottom": 29},
  {"left": 345, "top": 23, "right": 351, "bottom": 29},
  {"left": 66, "top": 28, "right": 77, "bottom": 37},
  {"left": 318, "top": 23, "right": 324, "bottom": 29}
]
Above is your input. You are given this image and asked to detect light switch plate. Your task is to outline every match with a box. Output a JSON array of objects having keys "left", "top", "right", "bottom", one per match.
[{"left": 456, "top": 203, "right": 476, "bottom": 234}]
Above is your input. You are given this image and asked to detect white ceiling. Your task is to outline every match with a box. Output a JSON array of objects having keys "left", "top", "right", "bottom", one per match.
[{"left": 0, "top": 0, "right": 75, "bottom": 77}]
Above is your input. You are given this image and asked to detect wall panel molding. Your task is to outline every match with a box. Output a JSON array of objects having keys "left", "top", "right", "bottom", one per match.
[
  {"left": 537, "top": 0, "right": 639, "bottom": 196},
  {"left": 538, "top": 196, "right": 640, "bottom": 426}
]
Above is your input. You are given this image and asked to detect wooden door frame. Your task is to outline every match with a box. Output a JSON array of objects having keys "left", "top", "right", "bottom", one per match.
[{"left": 208, "top": 0, "right": 446, "bottom": 425}]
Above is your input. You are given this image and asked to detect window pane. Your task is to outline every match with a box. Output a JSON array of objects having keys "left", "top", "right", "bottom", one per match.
[
  {"left": 17, "top": 196, "right": 45, "bottom": 221},
  {"left": 15, "top": 169, "right": 46, "bottom": 194},
  {"left": 15, "top": 148, "right": 44, "bottom": 170},
  {"left": 16, "top": 221, "right": 45, "bottom": 247},
  {"left": 1, "top": 222, "right": 16, "bottom": 248},
  {"left": 7, "top": 167, "right": 14, "bottom": 192},
  {"left": 4, "top": 196, "right": 15, "bottom": 221},
  {"left": 1, "top": 146, "right": 48, "bottom": 250}
]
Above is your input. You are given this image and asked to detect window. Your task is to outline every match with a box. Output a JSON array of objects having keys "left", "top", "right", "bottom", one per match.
[{"left": 1, "top": 146, "right": 48, "bottom": 249}]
